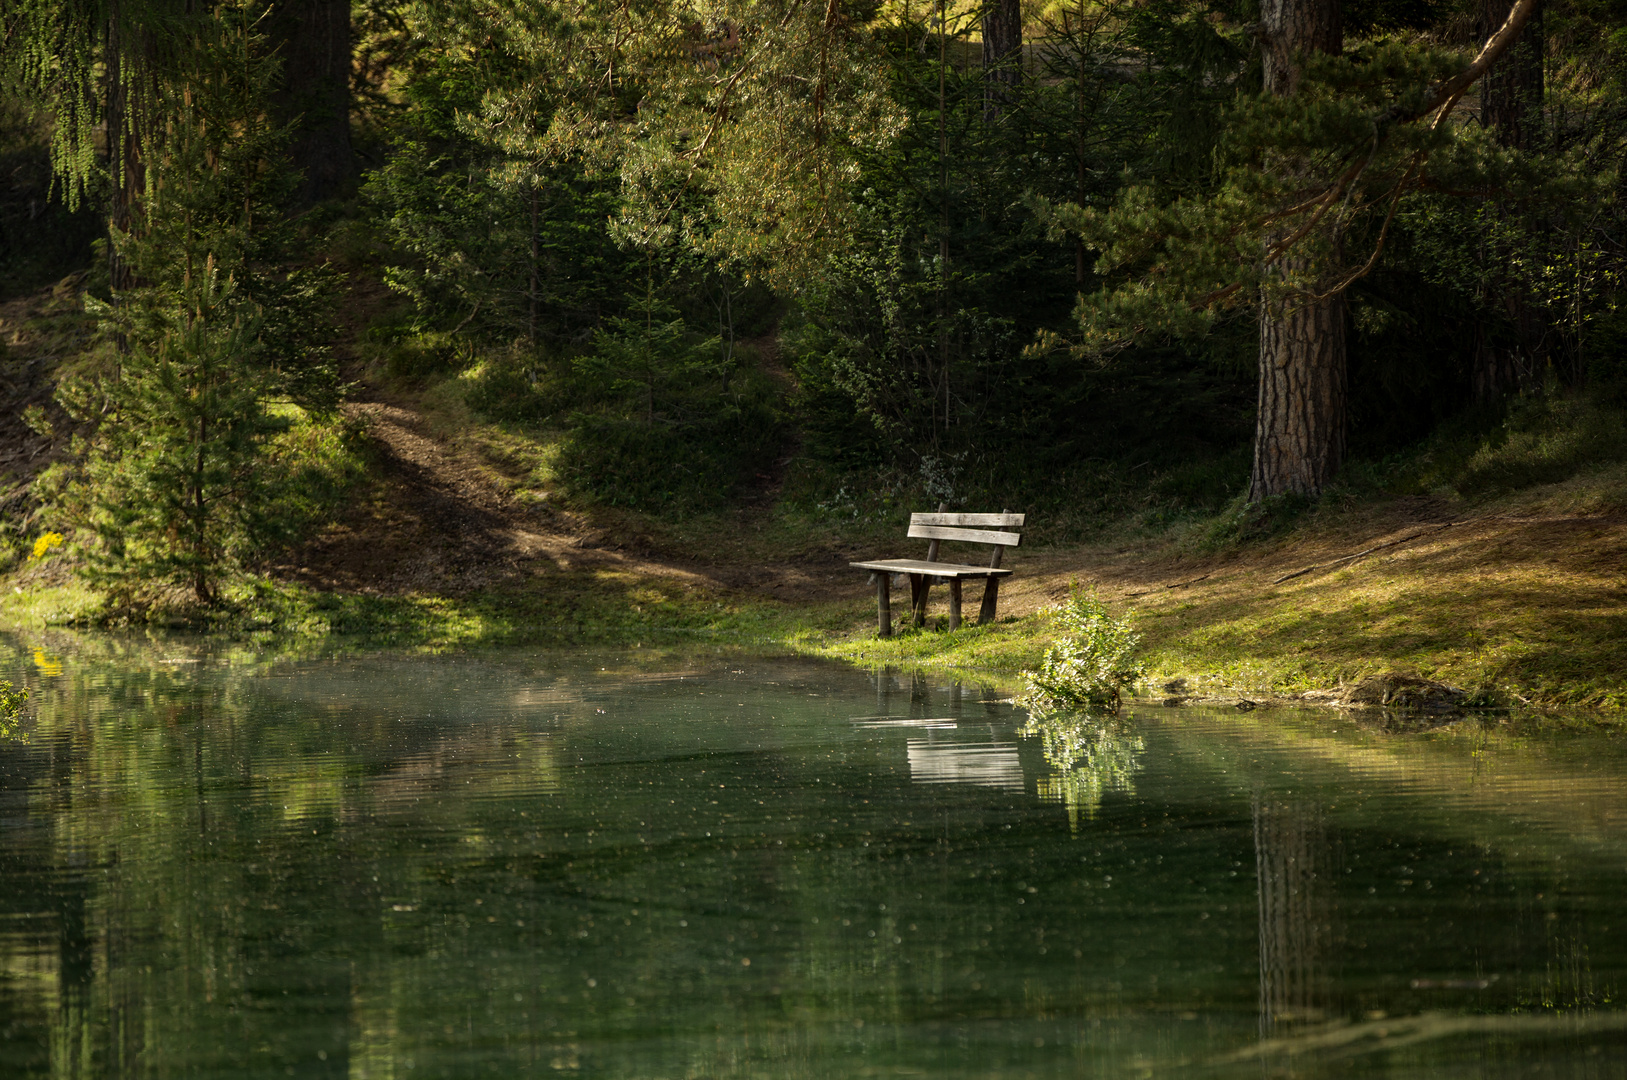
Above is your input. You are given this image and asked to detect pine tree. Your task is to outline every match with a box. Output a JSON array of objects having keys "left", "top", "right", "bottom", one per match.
[
  {"left": 981, "top": 0, "right": 1022, "bottom": 120},
  {"left": 67, "top": 266, "right": 281, "bottom": 605},
  {"left": 1044, "top": 0, "right": 1555, "bottom": 502},
  {"left": 46, "top": 0, "right": 343, "bottom": 607},
  {"left": 1251, "top": 0, "right": 1347, "bottom": 501}
]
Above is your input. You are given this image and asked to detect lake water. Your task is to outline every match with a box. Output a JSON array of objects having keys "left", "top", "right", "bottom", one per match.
[{"left": 2, "top": 638, "right": 1626, "bottom": 1078}]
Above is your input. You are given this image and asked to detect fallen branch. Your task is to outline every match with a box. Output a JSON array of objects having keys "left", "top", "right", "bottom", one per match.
[
  {"left": 1272, "top": 521, "right": 1465, "bottom": 585},
  {"left": 1126, "top": 572, "right": 1213, "bottom": 598}
]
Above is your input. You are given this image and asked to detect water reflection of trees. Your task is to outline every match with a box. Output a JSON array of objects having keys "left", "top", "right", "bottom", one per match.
[
  {"left": 0, "top": 646, "right": 581, "bottom": 1079},
  {"left": 1252, "top": 796, "right": 1338, "bottom": 1037},
  {"left": 1020, "top": 712, "right": 1144, "bottom": 831},
  {"left": 8, "top": 648, "right": 1627, "bottom": 1077}
]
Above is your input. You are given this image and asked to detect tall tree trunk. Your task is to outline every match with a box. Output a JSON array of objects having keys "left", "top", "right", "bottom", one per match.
[
  {"left": 105, "top": 6, "right": 151, "bottom": 293},
  {"left": 1253, "top": 269, "right": 1346, "bottom": 499},
  {"left": 271, "top": 0, "right": 354, "bottom": 206},
  {"left": 981, "top": 0, "right": 1022, "bottom": 120},
  {"left": 1250, "top": 0, "right": 1346, "bottom": 502},
  {"left": 1480, "top": 0, "right": 1544, "bottom": 149},
  {"left": 1472, "top": 0, "right": 1545, "bottom": 403}
]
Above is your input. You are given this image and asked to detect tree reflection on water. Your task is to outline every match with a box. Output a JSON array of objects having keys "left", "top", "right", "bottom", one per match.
[
  {"left": 8, "top": 642, "right": 1627, "bottom": 1078},
  {"left": 1253, "top": 796, "right": 1338, "bottom": 1038}
]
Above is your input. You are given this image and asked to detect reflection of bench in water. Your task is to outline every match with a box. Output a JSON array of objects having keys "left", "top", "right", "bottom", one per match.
[{"left": 907, "top": 740, "right": 1024, "bottom": 791}]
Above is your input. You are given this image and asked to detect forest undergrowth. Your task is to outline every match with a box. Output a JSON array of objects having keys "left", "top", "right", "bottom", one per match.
[{"left": 6, "top": 252, "right": 1626, "bottom": 711}]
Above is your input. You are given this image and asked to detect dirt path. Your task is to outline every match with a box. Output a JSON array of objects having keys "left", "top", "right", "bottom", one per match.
[
  {"left": 275, "top": 399, "right": 859, "bottom": 602},
  {"left": 276, "top": 402, "right": 681, "bottom": 594},
  {"left": 278, "top": 393, "right": 1627, "bottom": 638}
]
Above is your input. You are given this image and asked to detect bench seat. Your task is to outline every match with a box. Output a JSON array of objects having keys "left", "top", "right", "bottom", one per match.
[{"left": 849, "top": 559, "right": 1016, "bottom": 579}]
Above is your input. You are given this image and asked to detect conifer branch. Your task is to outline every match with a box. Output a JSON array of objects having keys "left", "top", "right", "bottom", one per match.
[
  {"left": 1387, "top": 0, "right": 1541, "bottom": 129},
  {"left": 1188, "top": 0, "right": 1542, "bottom": 313}
]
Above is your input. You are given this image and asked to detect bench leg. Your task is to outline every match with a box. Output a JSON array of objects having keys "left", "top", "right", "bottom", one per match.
[
  {"left": 948, "top": 579, "right": 962, "bottom": 631},
  {"left": 978, "top": 576, "right": 1000, "bottom": 625},
  {"left": 911, "top": 574, "right": 930, "bottom": 628},
  {"left": 876, "top": 573, "right": 892, "bottom": 637}
]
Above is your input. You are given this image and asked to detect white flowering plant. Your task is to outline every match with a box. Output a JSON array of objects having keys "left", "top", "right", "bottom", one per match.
[{"left": 1019, "top": 585, "right": 1144, "bottom": 714}]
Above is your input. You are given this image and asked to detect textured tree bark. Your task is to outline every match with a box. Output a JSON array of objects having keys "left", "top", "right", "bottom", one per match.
[
  {"left": 1472, "top": 0, "right": 1545, "bottom": 403},
  {"left": 1479, "top": 0, "right": 1544, "bottom": 149},
  {"left": 105, "top": 5, "right": 151, "bottom": 293},
  {"left": 1258, "top": 0, "right": 1340, "bottom": 96},
  {"left": 1250, "top": 0, "right": 1346, "bottom": 502},
  {"left": 1252, "top": 269, "right": 1347, "bottom": 500},
  {"left": 271, "top": 0, "right": 354, "bottom": 206},
  {"left": 981, "top": 0, "right": 1022, "bottom": 120}
]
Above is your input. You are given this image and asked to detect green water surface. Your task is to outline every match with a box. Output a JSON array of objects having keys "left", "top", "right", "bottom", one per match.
[{"left": 2, "top": 637, "right": 1625, "bottom": 1078}]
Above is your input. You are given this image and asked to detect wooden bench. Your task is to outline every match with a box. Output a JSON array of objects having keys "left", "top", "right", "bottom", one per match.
[{"left": 850, "top": 509, "right": 1024, "bottom": 636}]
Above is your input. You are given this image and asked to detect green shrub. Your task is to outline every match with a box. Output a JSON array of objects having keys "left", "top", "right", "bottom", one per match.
[
  {"left": 1151, "top": 445, "right": 1250, "bottom": 511},
  {"left": 547, "top": 300, "right": 785, "bottom": 516},
  {"left": 1019, "top": 586, "right": 1145, "bottom": 714},
  {"left": 1453, "top": 396, "right": 1627, "bottom": 496},
  {"left": 383, "top": 333, "right": 467, "bottom": 384},
  {"left": 464, "top": 353, "right": 567, "bottom": 422},
  {"left": 1198, "top": 490, "right": 1316, "bottom": 550},
  {"left": 558, "top": 397, "right": 780, "bottom": 516}
]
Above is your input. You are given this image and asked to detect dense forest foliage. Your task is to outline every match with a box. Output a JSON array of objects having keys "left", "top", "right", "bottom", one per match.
[{"left": 3, "top": 0, "right": 1626, "bottom": 608}]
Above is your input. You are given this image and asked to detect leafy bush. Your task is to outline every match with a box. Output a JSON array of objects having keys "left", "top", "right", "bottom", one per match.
[
  {"left": 558, "top": 397, "right": 780, "bottom": 516},
  {"left": 546, "top": 302, "right": 784, "bottom": 516},
  {"left": 464, "top": 355, "right": 563, "bottom": 422},
  {"left": 1198, "top": 490, "right": 1317, "bottom": 550},
  {"left": 382, "top": 333, "right": 467, "bottom": 384},
  {"left": 1150, "top": 445, "right": 1250, "bottom": 511},
  {"left": 1019, "top": 586, "right": 1144, "bottom": 714}
]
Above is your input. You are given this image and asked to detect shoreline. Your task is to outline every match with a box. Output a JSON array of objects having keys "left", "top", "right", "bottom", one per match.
[{"left": 5, "top": 493, "right": 1625, "bottom": 720}]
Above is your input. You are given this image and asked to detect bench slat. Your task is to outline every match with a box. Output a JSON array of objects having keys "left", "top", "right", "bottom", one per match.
[
  {"left": 910, "top": 512, "right": 1025, "bottom": 528},
  {"left": 850, "top": 559, "right": 1015, "bottom": 578},
  {"left": 907, "top": 524, "right": 1022, "bottom": 547}
]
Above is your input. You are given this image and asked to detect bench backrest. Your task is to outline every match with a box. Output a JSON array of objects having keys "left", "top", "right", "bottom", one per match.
[{"left": 908, "top": 512, "right": 1024, "bottom": 558}]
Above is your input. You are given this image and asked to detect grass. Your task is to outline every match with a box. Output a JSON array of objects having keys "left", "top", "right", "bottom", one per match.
[
  {"left": 785, "top": 443, "right": 1627, "bottom": 710},
  {"left": 0, "top": 561, "right": 848, "bottom": 653},
  {"left": 786, "top": 520, "right": 1627, "bottom": 709},
  {"left": 7, "top": 408, "right": 1627, "bottom": 712},
  {"left": 8, "top": 285, "right": 1627, "bottom": 715}
]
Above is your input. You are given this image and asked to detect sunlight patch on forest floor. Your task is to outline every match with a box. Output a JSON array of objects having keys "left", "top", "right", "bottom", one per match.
[{"left": 811, "top": 483, "right": 1627, "bottom": 710}]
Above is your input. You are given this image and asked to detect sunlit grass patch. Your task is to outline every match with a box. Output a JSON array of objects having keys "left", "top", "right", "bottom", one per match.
[
  {"left": 796, "top": 615, "right": 1051, "bottom": 688},
  {"left": 1127, "top": 522, "right": 1627, "bottom": 708},
  {"left": 0, "top": 582, "right": 103, "bottom": 628}
]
